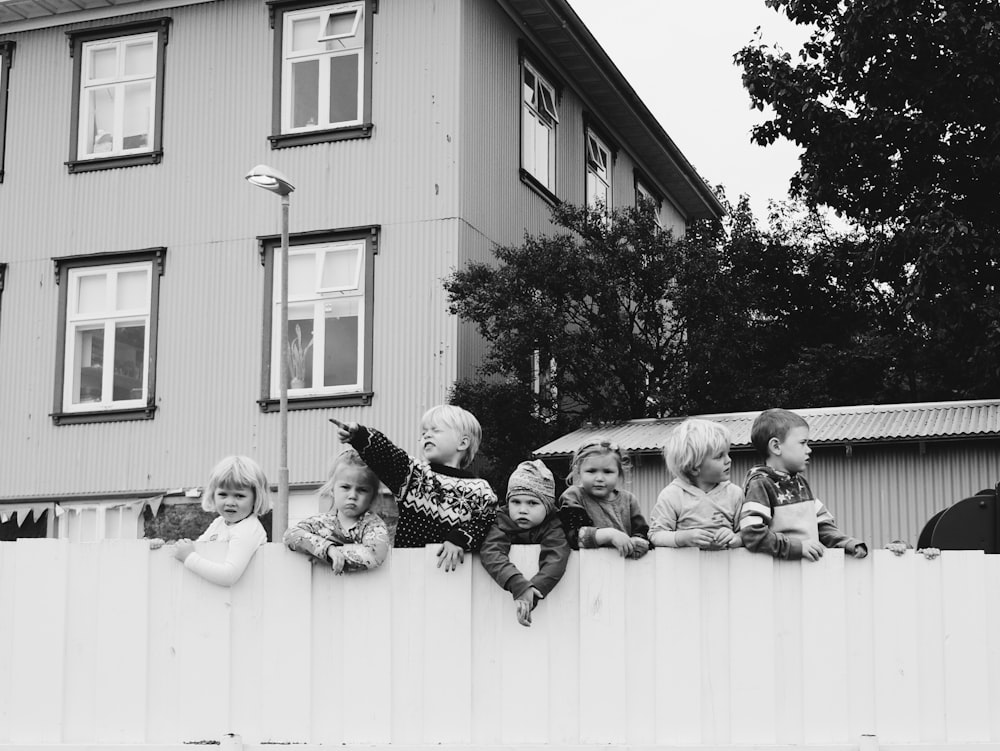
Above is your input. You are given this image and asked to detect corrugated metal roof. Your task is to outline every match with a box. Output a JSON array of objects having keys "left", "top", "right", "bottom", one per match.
[
  {"left": 0, "top": 0, "right": 146, "bottom": 24},
  {"left": 533, "top": 399, "right": 1000, "bottom": 457}
]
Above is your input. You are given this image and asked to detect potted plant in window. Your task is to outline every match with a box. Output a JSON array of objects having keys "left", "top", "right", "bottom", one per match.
[{"left": 287, "top": 324, "right": 313, "bottom": 390}]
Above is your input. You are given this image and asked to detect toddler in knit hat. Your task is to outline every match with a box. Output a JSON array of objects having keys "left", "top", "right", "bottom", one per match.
[{"left": 479, "top": 460, "right": 569, "bottom": 626}]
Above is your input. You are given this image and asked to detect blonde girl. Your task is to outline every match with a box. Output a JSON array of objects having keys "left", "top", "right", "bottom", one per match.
[
  {"left": 169, "top": 455, "right": 271, "bottom": 586},
  {"left": 283, "top": 449, "right": 390, "bottom": 573},
  {"left": 557, "top": 437, "right": 650, "bottom": 558},
  {"left": 648, "top": 418, "right": 744, "bottom": 549}
]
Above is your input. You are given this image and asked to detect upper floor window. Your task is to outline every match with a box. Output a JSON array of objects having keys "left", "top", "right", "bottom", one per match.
[
  {"left": 66, "top": 20, "right": 170, "bottom": 173},
  {"left": 52, "top": 248, "right": 165, "bottom": 425},
  {"left": 260, "top": 227, "right": 377, "bottom": 411},
  {"left": 268, "top": 0, "right": 374, "bottom": 148},
  {"left": 521, "top": 59, "right": 558, "bottom": 195},
  {"left": 585, "top": 129, "right": 612, "bottom": 211},
  {"left": 635, "top": 177, "right": 663, "bottom": 227},
  {"left": 0, "top": 41, "right": 14, "bottom": 183}
]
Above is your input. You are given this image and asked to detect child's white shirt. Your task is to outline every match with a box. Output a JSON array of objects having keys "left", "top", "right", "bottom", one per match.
[
  {"left": 648, "top": 477, "right": 744, "bottom": 545},
  {"left": 184, "top": 514, "right": 267, "bottom": 586}
]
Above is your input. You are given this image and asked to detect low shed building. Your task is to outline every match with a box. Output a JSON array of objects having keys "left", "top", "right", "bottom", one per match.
[{"left": 533, "top": 399, "right": 1000, "bottom": 548}]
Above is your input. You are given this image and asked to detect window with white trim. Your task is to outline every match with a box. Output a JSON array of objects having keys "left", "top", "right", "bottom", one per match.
[
  {"left": 586, "top": 130, "right": 612, "bottom": 211},
  {"left": 66, "top": 20, "right": 170, "bottom": 173},
  {"left": 52, "top": 248, "right": 165, "bottom": 425},
  {"left": 0, "top": 41, "right": 14, "bottom": 183},
  {"left": 260, "top": 227, "right": 376, "bottom": 410},
  {"left": 521, "top": 60, "right": 558, "bottom": 191},
  {"left": 635, "top": 179, "right": 662, "bottom": 226},
  {"left": 270, "top": 0, "right": 373, "bottom": 147}
]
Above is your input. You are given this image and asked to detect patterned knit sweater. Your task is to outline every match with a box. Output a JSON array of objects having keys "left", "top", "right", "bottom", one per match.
[
  {"left": 739, "top": 465, "right": 865, "bottom": 560},
  {"left": 349, "top": 426, "right": 498, "bottom": 550}
]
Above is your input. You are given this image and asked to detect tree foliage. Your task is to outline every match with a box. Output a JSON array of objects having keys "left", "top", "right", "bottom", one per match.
[{"left": 737, "top": 0, "right": 1000, "bottom": 398}]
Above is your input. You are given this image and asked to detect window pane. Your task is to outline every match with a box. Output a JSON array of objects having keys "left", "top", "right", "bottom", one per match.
[
  {"left": 292, "top": 59, "right": 320, "bottom": 128},
  {"left": 89, "top": 46, "right": 117, "bottom": 81},
  {"left": 116, "top": 269, "right": 148, "bottom": 311},
  {"left": 291, "top": 16, "right": 321, "bottom": 52},
  {"left": 324, "top": 10, "right": 358, "bottom": 39},
  {"left": 86, "top": 87, "right": 117, "bottom": 154},
  {"left": 328, "top": 54, "right": 359, "bottom": 124},
  {"left": 123, "top": 82, "right": 152, "bottom": 150},
  {"left": 73, "top": 326, "right": 105, "bottom": 404},
  {"left": 112, "top": 322, "right": 145, "bottom": 401},
  {"left": 320, "top": 247, "right": 359, "bottom": 290},
  {"left": 124, "top": 40, "right": 155, "bottom": 77},
  {"left": 76, "top": 274, "right": 107, "bottom": 316},
  {"left": 523, "top": 68, "right": 536, "bottom": 105},
  {"left": 287, "top": 252, "right": 315, "bottom": 298},
  {"left": 323, "top": 298, "right": 359, "bottom": 387},
  {"left": 286, "top": 314, "right": 315, "bottom": 389}
]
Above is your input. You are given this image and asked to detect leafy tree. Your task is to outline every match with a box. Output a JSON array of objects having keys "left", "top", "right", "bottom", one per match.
[{"left": 737, "top": 0, "right": 1000, "bottom": 398}]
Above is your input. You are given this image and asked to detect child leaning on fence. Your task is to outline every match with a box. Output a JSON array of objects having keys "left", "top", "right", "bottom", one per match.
[
  {"left": 558, "top": 438, "right": 650, "bottom": 558},
  {"left": 151, "top": 455, "right": 271, "bottom": 586},
  {"left": 330, "top": 405, "right": 498, "bottom": 571},
  {"left": 480, "top": 460, "right": 569, "bottom": 627},
  {"left": 283, "top": 449, "right": 389, "bottom": 574},
  {"left": 738, "top": 408, "right": 867, "bottom": 561},
  {"left": 648, "top": 418, "right": 744, "bottom": 549}
]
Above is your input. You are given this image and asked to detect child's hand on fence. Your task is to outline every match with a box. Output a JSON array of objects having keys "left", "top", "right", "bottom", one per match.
[
  {"left": 328, "top": 418, "right": 358, "bottom": 443},
  {"left": 328, "top": 548, "right": 346, "bottom": 574},
  {"left": 801, "top": 539, "right": 825, "bottom": 561},
  {"left": 727, "top": 531, "right": 744, "bottom": 548},
  {"left": 148, "top": 538, "right": 165, "bottom": 550},
  {"left": 607, "top": 529, "right": 635, "bottom": 557},
  {"left": 885, "top": 540, "right": 909, "bottom": 556},
  {"left": 919, "top": 547, "right": 941, "bottom": 560},
  {"left": 515, "top": 587, "right": 542, "bottom": 627},
  {"left": 677, "top": 528, "right": 714, "bottom": 548},
  {"left": 629, "top": 536, "right": 650, "bottom": 558},
  {"left": 850, "top": 542, "right": 869, "bottom": 559},
  {"left": 436, "top": 541, "right": 465, "bottom": 571},
  {"left": 713, "top": 528, "right": 736, "bottom": 549},
  {"left": 173, "top": 539, "right": 195, "bottom": 562}
]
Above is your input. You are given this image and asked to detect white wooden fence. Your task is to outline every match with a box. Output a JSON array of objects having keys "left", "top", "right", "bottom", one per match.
[{"left": 0, "top": 540, "right": 998, "bottom": 749}]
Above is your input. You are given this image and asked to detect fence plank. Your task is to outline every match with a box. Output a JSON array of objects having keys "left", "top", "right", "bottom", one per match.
[
  {"left": 873, "top": 549, "right": 920, "bottom": 742},
  {"left": 390, "top": 548, "right": 426, "bottom": 744},
  {"left": 986, "top": 555, "right": 1000, "bottom": 742},
  {"left": 145, "top": 546, "right": 183, "bottom": 743},
  {"left": 844, "top": 545, "right": 876, "bottom": 739},
  {"left": 227, "top": 542, "right": 268, "bottom": 743},
  {"left": 625, "top": 551, "right": 656, "bottom": 746},
  {"left": 801, "top": 549, "right": 848, "bottom": 744},
  {"left": 11, "top": 539, "right": 69, "bottom": 744},
  {"left": 470, "top": 552, "right": 505, "bottom": 746},
  {"left": 0, "top": 544, "right": 14, "bottom": 745},
  {"left": 654, "top": 548, "right": 702, "bottom": 745},
  {"left": 728, "top": 550, "right": 776, "bottom": 744},
  {"left": 308, "top": 551, "right": 345, "bottom": 745},
  {"left": 772, "top": 556, "right": 804, "bottom": 744},
  {"left": 61, "top": 542, "right": 99, "bottom": 744},
  {"left": 546, "top": 548, "right": 581, "bottom": 745},
  {"left": 578, "top": 549, "right": 627, "bottom": 744},
  {"left": 915, "top": 551, "right": 946, "bottom": 742},
  {"left": 941, "top": 550, "right": 990, "bottom": 742},
  {"left": 700, "top": 550, "right": 732, "bottom": 745}
]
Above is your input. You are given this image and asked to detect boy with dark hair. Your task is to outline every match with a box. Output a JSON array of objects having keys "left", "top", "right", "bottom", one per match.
[{"left": 739, "top": 408, "right": 867, "bottom": 561}]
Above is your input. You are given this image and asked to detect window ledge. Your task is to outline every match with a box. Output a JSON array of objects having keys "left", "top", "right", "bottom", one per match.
[
  {"left": 269, "top": 124, "right": 373, "bottom": 149},
  {"left": 66, "top": 152, "right": 163, "bottom": 174},
  {"left": 519, "top": 168, "right": 559, "bottom": 207},
  {"left": 51, "top": 405, "right": 156, "bottom": 426},
  {"left": 258, "top": 392, "right": 374, "bottom": 412}
]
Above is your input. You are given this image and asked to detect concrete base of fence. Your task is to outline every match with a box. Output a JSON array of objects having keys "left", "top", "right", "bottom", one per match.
[{"left": 1, "top": 540, "right": 997, "bottom": 747}]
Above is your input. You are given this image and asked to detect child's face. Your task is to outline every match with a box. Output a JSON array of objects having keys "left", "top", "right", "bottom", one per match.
[
  {"left": 332, "top": 466, "right": 376, "bottom": 521},
  {"left": 508, "top": 494, "right": 547, "bottom": 529},
  {"left": 214, "top": 484, "right": 254, "bottom": 525},
  {"left": 420, "top": 421, "right": 470, "bottom": 468},
  {"left": 577, "top": 453, "right": 620, "bottom": 500},
  {"left": 772, "top": 425, "right": 811, "bottom": 473},
  {"left": 695, "top": 446, "right": 731, "bottom": 487}
]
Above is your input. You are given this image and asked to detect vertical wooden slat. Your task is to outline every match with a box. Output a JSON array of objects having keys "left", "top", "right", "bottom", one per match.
[
  {"left": 95, "top": 540, "right": 150, "bottom": 742},
  {"left": 390, "top": 548, "right": 426, "bottom": 744},
  {"left": 228, "top": 540, "right": 271, "bottom": 743},
  {"left": 728, "top": 550, "right": 776, "bottom": 744},
  {"left": 941, "top": 550, "right": 990, "bottom": 742},
  {"left": 986, "top": 555, "right": 1000, "bottom": 741},
  {"left": 772, "top": 558, "right": 804, "bottom": 744},
  {"left": 145, "top": 545, "right": 183, "bottom": 743},
  {"left": 845, "top": 545, "right": 876, "bottom": 739},
  {"left": 12, "top": 539, "right": 69, "bottom": 745},
  {"left": 342, "top": 553, "right": 392, "bottom": 744},
  {"left": 578, "top": 549, "right": 627, "bottom": 744},
  {"left": 61, "top": 542, "right": 99, "bottom": 743},
  {"left": 470, "top": 552, "right": 505, "bottom": 746},
  {"left": 0, "top": 543, "right": 14, "bottom": 745},
  {"left": 872, "top": 549, "right": 920, "bottom": 742},
  {"left": 624, "top": 551, "right": 656, "bottom": 745},
  {"left": 308, "top": 553, "right": 345, "bottom": 745},
  {"left": 800, "top": 549, "right": 848, "bottom": 743},
  {"left": 654, "top": 548, "right": 701, "bottom": 745},
  {"left": 915, "top": 551, "right": 946, "bottom": 742},
  {"left": 546, "top": 548, "right": 580, "bottom": 745},
  {"left": 422, "top": 544, "right": 473, "bottom": 743},
  {"left": 699, "top": 550, "right": 731, "bottom": 745}
]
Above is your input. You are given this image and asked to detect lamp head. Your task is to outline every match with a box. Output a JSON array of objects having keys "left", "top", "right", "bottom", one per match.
[{"left": 245, "top": 164, "right": 295, "bottom": 196}]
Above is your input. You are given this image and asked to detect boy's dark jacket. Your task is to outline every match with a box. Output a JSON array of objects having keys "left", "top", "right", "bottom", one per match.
[{"left": 479, "top": 510, "right": 569, "bottom": 600}]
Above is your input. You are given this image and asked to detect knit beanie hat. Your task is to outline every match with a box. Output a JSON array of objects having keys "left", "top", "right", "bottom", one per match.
[{"left": 506, "top": 460, "right": 556, "bottom": 513}]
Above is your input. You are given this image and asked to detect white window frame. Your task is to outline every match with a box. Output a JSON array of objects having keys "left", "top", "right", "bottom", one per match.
[
  {"left": 271, "top": 240, "right": 367, "bottom": 398},
  {"left": 586, "top": 129, "right": 612, "bottom": 211},
  {"left": 280, "top": 1, "right": 366, "bottom": 134},
  {"left": 521, "top": 60, "right": 558, "bottom": 191},
  {"left": 635, "top": 179, "right": 662, "bottom": 226},
  {"left": 76, "top": 32, "right": 159, "bottom": 161},
  {"left": 62, "top": 262, "right": 152, "bottom": 414}
]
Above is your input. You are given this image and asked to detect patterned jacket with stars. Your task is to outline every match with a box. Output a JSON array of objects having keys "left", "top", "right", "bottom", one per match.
[{"left": 348, "top": 425, "right": 499, "bottom": 550}]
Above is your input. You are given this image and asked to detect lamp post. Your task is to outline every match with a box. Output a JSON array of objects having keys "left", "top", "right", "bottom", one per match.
[{"left": 245, "top": 164, "right": 295, "bottom": 540}]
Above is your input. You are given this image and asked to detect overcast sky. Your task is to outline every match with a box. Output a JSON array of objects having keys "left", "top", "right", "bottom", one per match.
[{"left": 566, "top": 0, "right": 814, "bottom": 223}]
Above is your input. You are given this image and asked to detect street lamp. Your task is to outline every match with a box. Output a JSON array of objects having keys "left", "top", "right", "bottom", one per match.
[{"left": 245, "top": 164, "right": 295, "bottom": 540}]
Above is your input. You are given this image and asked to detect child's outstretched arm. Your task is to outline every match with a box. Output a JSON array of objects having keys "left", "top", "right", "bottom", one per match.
[
  {"left": 330, "top": 418, "right": 413, "bottom": 496},
  {"left": 175, "top": 523, "right": 267, "bottom": 586},
  {"left": 479, "top": 525, "right": 532, "bottom": 596},
  {"left": 530, "top": 522, "right": 570, "bottom": 596},
  {"left": 816, "top": 502, "right": 868, "bottom": 558}
]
